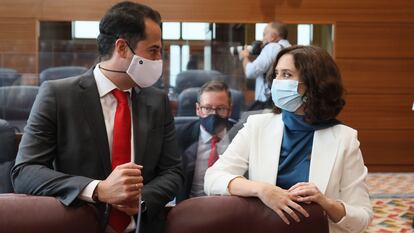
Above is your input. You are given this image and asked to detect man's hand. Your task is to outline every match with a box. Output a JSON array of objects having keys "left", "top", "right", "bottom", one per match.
[
  {"left": 239, "top": 48, "right": 250, "bottom": 60},
  {"left": 112, "top": 200, "right": 140, "bottom": 216},
  {"left": 95, "top": 162, "right": 143, "bottom": 205}
]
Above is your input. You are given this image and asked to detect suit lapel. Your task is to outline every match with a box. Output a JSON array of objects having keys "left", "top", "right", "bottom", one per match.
[
  {"left": 309, "top": 127, "right": 339, "bottom": 194},
  {"left": 260, "top": 114, "right": 284, "bottom": 184},
  {"left": 131, "top": 87, "right": 150, "bottom": 165},
  {"left": 78, "top": 70, "right": 111, "bottom": 175}
]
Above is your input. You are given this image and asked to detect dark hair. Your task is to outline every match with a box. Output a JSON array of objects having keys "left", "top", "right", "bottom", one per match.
[
  {"left": 268, "top": 45, "right": 345, "bottom": 124},
  {"left": 198, "top": 80, "right": 232, "bottom": 106},
  {"left": 270, "top": 21, "right": 288, "bottom": 40},
  {"left": 97, "top": 1, "right": 161, "bottom": 60}
]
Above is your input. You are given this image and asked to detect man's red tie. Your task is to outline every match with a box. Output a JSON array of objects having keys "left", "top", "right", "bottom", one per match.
[
  {"left": 108, "top": 89, "right": 131, "bottom": 233},
  {"left": 208, "top": 135, "right": 220, "bottom": 167}
]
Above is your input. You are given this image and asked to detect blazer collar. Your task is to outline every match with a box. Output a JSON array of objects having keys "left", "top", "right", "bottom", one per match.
[
  {"left": 78, "top": 68, "right": 112, "bottom": 175},
  {"left": 261, "top": 114, "right": 284, "bottom": 184},
  {"left": 309, "top": 127, "right": 339, "bottom": 194},
  {"left": 131, "top": 88, "right": 148, "bottom": 165}
]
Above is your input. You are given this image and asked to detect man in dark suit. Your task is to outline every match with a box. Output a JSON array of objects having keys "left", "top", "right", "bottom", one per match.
[
  {"left": 176, "top": 81, "right": 234, "bottom": 202},
  {"left": 11, "top": 2, "right": 182, "bottom": 233}
]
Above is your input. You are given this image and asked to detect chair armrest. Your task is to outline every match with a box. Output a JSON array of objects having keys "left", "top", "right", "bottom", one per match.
[
  {"left": 0, "top": 194, "right": 100, "bottom": 233},
  {"left": 166, "top": 196, "right": 329, "bottom": 233}
]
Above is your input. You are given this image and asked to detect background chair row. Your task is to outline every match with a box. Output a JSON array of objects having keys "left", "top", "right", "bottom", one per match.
[
  {"left": 0, "top": 66, "right": 88, "bottom": 87},
  {"left": 1, "top": 68, "right": 246, "bottom": 129},
  {"left": 0, "top": 86, "right": 39, "bottom": 132}
]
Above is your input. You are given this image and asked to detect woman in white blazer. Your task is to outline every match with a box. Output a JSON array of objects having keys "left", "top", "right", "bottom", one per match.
[{"left": 204, "top": 46, "right": 372, "bottom": 233}]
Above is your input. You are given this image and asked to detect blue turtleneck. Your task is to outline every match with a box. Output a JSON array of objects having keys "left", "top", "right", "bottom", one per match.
[{"left": 276, "top": 110, "right": 338, "bottom": 190}]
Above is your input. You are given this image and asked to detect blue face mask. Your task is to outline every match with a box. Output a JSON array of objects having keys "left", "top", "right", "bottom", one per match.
[
  {"left": 200, "top": 114, "right": 229, "bottom": 135},
  {"left": 271, "top": 79, "right": 304, "bottom": 112}
]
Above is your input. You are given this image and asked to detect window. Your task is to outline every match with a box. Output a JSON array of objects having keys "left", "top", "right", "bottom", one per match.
[{"left": 72, "top": 21, "right": 100, "bottom": 39}]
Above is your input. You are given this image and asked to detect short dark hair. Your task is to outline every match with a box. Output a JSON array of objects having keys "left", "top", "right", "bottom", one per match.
[
  {"left": 268, "top": 45, "right": 345, "bottom": 124},
  {"left": 198, "top": 80, "right": 232, "bottom": 106},
  {"left": 97, "top": 1, "right": 161, "bottom": 60},
  {"left": 270, "top": 21, "right": 288, "bottom": 40}
]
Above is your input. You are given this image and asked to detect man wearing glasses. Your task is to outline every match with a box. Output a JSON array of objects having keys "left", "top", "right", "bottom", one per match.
[{"left": 175, "top": 80, "right": 234, "bottom": 202}]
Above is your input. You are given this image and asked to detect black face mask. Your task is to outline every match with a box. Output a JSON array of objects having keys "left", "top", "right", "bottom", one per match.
[{"left": 200, "top": 114, "right": 229, "bottom": 135}]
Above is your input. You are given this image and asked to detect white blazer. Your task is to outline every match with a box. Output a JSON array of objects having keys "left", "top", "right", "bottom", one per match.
[{"left": 204, "top": 113, "right": 373, "bottom": 233}]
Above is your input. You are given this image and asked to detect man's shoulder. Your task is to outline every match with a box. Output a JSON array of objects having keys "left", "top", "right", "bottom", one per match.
[
  {"left": 176, "top": 119, "right": 200, "bottom": 149},
  {"left": 43, "top": 68, "right": 93, "bottom": 90},
  {"left": 265, "top": 40, "right": 291, "bottom": 51},
  {"left": 176, "top": 119, "right": 199, "bottom": 135},
  {"left": 141, "top": 86, "right": 164, "bottom": 94}
]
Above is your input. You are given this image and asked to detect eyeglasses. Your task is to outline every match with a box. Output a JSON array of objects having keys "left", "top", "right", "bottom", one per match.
[{"left": 199, "top": 106, "right": 230, "bottom": 116}]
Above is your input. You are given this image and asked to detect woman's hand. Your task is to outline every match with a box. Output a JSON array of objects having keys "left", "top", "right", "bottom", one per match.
[
  {"left": 258, "top": 183, "right": 309, "bottom": 224},
  {"left": 289, "top": 182, "right": 346, "bottom": 223},
  {"left": 288, "top": 182, "right": 327, "bottom": 205}
]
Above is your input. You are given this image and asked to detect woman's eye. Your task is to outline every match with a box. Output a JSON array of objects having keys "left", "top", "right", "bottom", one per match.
[{"left": 283, "top": 72, "right": 291, "bottom": 78}]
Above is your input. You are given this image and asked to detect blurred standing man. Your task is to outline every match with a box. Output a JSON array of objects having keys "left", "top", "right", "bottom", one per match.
[
  {"left": 175, "top": 81, "right": 234, "bottom": 202},
  {"left": 240, "top": 21, "right": 291, "bottom": 110},
  {"left": 11, "top": 2, "right": 183, "bottom": 233}
]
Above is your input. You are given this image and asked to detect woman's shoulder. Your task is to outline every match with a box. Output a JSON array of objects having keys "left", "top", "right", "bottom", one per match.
[
  {"left": 245, "top": 112, "right": 281, "bottom": 125},
  {"left": 330, "top": 123, "right": 358, "bottom": 139}
]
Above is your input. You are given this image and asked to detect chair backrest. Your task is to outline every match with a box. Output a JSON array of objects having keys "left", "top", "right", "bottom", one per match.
[
  {"left": 0, "top": 119, "right": 17, "bottom": 193},
  {"left": 39, "top": 66, "right": 88, "bottom": 84},
  {"left": 174, "top": 116, "right": 199, "bottom": 130},
  {"left": 0, "top": 194, "right": 100, "bottom": 233},
  {"left": 0, "top": 68, "right": 21, "bottom": 87},
  {"left": 166, "top": 196, "right": 329, "bottom": 233},
  {"left": 177, "top": 87, "right": 245, "bottom": 120},
  {"left": 175, "top": 70, "right": 229, "bottom": 94},
  {"left": 0, "top": 86, "right": 39, "bottom": 120},
  {"left": 0, "top": 119, "right": 17, "bottom": 163}
]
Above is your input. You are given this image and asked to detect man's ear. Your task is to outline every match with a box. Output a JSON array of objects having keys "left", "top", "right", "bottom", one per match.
[{"left": 114, "top": 39, "right": 129, "bottom": 58}]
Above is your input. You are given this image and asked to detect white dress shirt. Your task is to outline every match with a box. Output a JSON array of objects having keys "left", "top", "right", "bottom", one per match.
[
  {"left": 79, "top": 65, "right": 136, "bottom": 232},
  {"left": 190, "top": 126, "right": 229, "bottom": 197}
]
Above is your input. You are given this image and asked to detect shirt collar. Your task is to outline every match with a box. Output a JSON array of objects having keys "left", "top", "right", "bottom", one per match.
[
  {"left": 199, "top": 124, "right": 227, "bottom": 144},
  {"left": 93, "top": 64, "right": 132, "bottom": 97}
]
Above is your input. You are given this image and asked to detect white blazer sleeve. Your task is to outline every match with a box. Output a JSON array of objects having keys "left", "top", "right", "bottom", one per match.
[
  {"left": 204, "top": 117, "right": 253, "bottom": 195},
  {"left": 334, "top": 131, "right": 373, "bottom": 233}
]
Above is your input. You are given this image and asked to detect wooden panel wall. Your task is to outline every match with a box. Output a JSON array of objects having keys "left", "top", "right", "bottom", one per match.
[
  {"left": 0, "top": 18, "right": 37, "bottom": 73},
  {"left": 0, "top": 0, "right": 413, "bottom": 22},
  {"left": 336, "top": 22, "right": 414, "bottom": 172},
  {"left": 0, "top": 0, "right": 413, "bottom": 171}
]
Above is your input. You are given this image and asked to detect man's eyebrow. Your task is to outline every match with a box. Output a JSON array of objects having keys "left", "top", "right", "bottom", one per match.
[{"left": 149, "top": 44, "right": 162, "bottom": 49}]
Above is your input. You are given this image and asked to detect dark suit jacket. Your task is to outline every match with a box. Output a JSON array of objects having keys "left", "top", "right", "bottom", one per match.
[
  {"left": 11, "top": 69, "right": 183, "bottom": 233},
  {"left": 175, "top": 120, "right": 233, "bottom": 203}
]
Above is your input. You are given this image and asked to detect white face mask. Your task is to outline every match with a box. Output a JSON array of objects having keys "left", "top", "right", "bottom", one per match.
[
  {"left": 271, "top": 79, "right": 304, "bottom": 112},
  {"left": 126, "top": 54, "right": 163, "bottom": 88}
]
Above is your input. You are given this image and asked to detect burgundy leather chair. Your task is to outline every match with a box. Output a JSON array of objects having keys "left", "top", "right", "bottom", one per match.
[
  {"left": 0, "top": 194, "right": 100, "bottom": 233},
  {"left": 166, "top": 196, "right": 329, "bottom": 233}
]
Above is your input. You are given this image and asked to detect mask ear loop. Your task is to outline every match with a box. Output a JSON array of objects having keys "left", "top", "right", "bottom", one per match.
[
  {"left": 124, "top": 40, "right": 136, "bottom": 55},
  {"left": 98, "top": 38, "right": 134, "bottom": 74}
]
